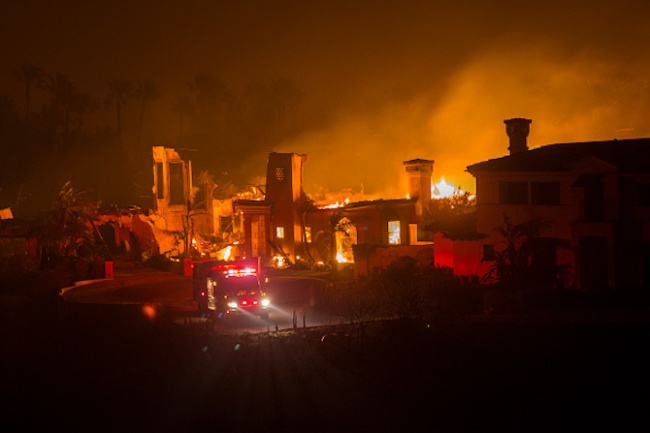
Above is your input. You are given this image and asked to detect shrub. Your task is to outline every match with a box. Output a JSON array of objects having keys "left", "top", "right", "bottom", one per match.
[{"left": 143, "top": 253, "right": 174, "bottom": 271}]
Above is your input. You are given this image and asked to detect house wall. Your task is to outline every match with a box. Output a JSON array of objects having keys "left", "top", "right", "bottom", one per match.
[
  {"left": 233, "top": 202, "right": 272, "bottom": 265},
  {"left": 354, "top": 244, "right": 433, "bottom": 277},
  {"left": 433, "top": 233, "right": 488, "bottom": 279},
  {"left": 470, "top": 140, "right": 650, "bottom": 290},
  {"left": 474, "top": 171, "right": 575, "bottom": 242},
  {"left": 473, "top": 171, "right": 573, "bottom": 284},
  {"left": 433, "top": 234, "right": 454, "bottom": 269},
  {"left": 152, "top": 146, "right": 192, "bottom": 233}
]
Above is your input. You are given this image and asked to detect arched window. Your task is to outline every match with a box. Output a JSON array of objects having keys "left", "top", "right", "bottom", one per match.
[{"left": 334, "top": 217, "right": 357, "bottom": 263}]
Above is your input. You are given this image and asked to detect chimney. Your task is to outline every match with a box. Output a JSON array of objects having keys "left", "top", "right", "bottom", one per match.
[
  {"left": 504, "top": 118, "right": 532, "bottom": 155},
  {"left": 403, "top": 158, "right": 434, "bottom": 217}
]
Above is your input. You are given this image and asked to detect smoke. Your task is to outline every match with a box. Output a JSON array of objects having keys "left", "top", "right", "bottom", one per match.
[
  {"left": 278, "top": 35, "right": 650, "bottom": 201},
  {"left": 276, "top": 93, "right": 438, "bottom": 201},
  {"left": 4, "top": 0, "right": 650, "bottom": 204}
]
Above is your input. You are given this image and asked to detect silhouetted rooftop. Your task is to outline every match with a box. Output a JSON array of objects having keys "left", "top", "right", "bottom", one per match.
[{"left": 467, "top": 138, "right": 650, "bottom": 174}]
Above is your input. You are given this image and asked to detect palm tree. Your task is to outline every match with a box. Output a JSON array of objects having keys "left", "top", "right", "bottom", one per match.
[
  {"left": 68, "top": 91, "right": 97, "bottom": 132},
  {"left": 268, "top": 76, "right": 302, "bottom": 135},
  {"left": 481, "top": 213, "right": 552, "bottom": 290},
  {"left": 171, "top": 95, "right": 195, "bottom": 145},
  {"left": 133, "top": 79, "right": 160, "bottom": 148},
  {"left": 39, "top": 181, "right": 101, "bottom": 272},
  {"left": 42, "top": 73, "right": 77, "bottom": 143},
  {"left": 15, "top": 63, "right": 45, "bottom": 122},
  {"left": 188, "top": 73, "right": 232, "bottom": 147},
  {"left": 106, "top": 79, "right": 133, "bottom": 145},
  {"left": 244, "top": 76, "right": 302, "bottom": 138}
]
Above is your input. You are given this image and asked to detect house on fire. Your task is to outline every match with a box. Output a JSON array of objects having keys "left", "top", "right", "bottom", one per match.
[
  {"left": 433, "top": 118, "right": 650, "bottom": 291},
  {"left": 149, "top": 148, "right": 435, "bottom": 274},
  {"left": 232, "top": 152, "right": 435, "bottom": 274}
]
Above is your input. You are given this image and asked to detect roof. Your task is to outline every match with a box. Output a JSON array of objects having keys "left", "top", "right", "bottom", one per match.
[
  {"left": 467, "top": 138, "right": 650, "bottom": 174},
  {"left": 425, "top": 210, "right": 486, "bottom": 241},
  {"left": 312, "top": 197, "right": 414, "bottom": 213},
  {"left": 403, "top": 158, "right": 434, "bottom": 165}
]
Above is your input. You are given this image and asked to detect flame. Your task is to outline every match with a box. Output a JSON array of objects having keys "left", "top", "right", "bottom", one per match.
[
  {"left": 273, "top": 255, "right": 287, "bottom": 268},
  {"left": 318, "top": 197, "right": 350, "bottom": 209},
  {"left": 336, "top": 251, "right": 350, "bottom": 263},
  {"left": 432, "top": 177, "right": 457, "bottom": 198},
  {"left": 222, "top": 245, "right": 232, "bottom": 261}
]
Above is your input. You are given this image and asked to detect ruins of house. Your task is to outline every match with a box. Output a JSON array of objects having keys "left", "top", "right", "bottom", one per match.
[
  {"left": 432, "top": 118, "right": 650, "bottom": 291},
  {"left": 145, "top": 148, "right": 436, "bottom": 274},
  {"left": 257, "top": 153, "right": 435, "bottom": 274}
]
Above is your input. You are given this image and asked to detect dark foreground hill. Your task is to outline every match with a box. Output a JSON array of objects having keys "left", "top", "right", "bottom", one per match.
[{"left": 2, "top": 298, "right": 650, "bottom": 432}]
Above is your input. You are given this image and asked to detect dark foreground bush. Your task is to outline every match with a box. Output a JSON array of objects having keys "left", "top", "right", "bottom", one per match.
[
  {"left": 0, "top": 255, "right": 74, "bottom": 302},
  {"left": 143, "top": 253, "right": 174, "bottom": 271},
  {"left": 315, "top": 259, "right": 482, "bottom": 325}
]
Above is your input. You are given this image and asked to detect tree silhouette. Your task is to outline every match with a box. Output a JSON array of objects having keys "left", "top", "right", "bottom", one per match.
[
  {"left": 15, "top": 63, "right": 45, "bottom": 122},
  {"left": 268, "top": 76, "right": 302, "bottom": 136},
  {"left": 482, "top": 213, "right": 552, "bottom": 290},
  {"left": 0, "top": 94, "right": 21, "bottom": 201},
  {"left": 39, "top": 181, "right": 101, "bottom": 272},
  {"left": 133, "top": 79, "right": 160, "bottom": 149},
  {"left": 42, "top": 73, "right": 94, "bottom": 145},
  {"left": 171, "top": 95, "right": 195, "bottom": 145},
  {"left": 188, "top": 73, "right": 232, "bottom": 152},
  {"left": 106, "top": 78, "right": 133, "bottom": 146},
  {"left": 244, "top": 76, "right": 302, "bottom": 138},
  {"left": 424, "top": 189, "right": 476, "bottom": 223}
]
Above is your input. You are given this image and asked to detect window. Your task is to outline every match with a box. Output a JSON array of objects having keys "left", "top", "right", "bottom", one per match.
[
  {"left": 276, "top": 227, "right": 284, "bottom": 239},
  {"left": 388, "top": 221, "right": 401, "bottom": 245},
  {"left": 155, "top": 162, "right": 164, "bottom": 199},
  {"left": 637, "top": 183, "right": 650, "bottom": 207},
  {"left": 220, "top": 216, "right": 233, "bottom": 234},
  {"left": 583, "top": 177, "right": 604, "bottom": 221},
  {"left": 334, "top": 218, "right": 357, "bottom": 263},
  {"left": 574, "top": 174, "right": 605, "bottom": 221},
  {"left": 305, "top": 227, "right": 312, "bottom": 243},
  {"left": 169, "top": 162, "right": 185, "bottom": 205},
  {"left": 499, "top": 181, "right": 528, "bottom": 204},
  {"left": 531, "top": 182, "right": 560, "bottom": 205},
  {"left": 483, "top": 244, "right": 496, "bottom": 261}
]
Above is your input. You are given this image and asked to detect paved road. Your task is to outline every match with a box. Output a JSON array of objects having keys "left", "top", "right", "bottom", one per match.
[{"left": 61, "top": 267, "right": 338, "bottom": 334}]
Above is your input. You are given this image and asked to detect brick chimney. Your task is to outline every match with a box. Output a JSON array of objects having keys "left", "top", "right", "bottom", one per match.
[{"left": 504, "top": 118, "right": 532, "bottom": 155}]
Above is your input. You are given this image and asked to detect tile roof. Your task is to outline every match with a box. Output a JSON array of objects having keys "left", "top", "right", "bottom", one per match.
[{"left": 467, "top": 138, "right": 650, "bottom": 174}]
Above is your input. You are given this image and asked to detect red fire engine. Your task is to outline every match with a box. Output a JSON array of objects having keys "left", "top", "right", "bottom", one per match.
[{"left": 193, "top": 257, "right": 270, "bottom": 319}]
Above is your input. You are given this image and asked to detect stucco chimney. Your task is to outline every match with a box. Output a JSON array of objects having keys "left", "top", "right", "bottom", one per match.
[
  {"left": 504, "top": 118, "right": 532, "bottom": 155},
  {"left": 403, "top": 158, "right": 434, "bottom": 217}
]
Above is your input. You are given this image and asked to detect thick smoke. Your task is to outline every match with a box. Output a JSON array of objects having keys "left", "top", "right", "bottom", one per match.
[
  {"left": 3, "top": 1, "right": 650, "bottom": 203},
  {"left": 279, "top": 36, "right": 650, "bottom": 200}
]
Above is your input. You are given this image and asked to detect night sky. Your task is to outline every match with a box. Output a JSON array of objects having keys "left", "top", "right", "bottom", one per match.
[{"left": 2, "top": 0, "right": 650, "bottom": 198}]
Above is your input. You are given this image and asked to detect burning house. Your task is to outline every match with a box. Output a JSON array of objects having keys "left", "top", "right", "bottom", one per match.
[
  {"left": 206, "top": 152, "right": 435, "bottom": 272},
  {"left": 433, "top": 118, "right": 650, "bottom": 291},
  {"left": 261, "top": 153, "right": 434, "bottom": 274},
  {"left": 135, "top": 143, "right": 451, "bottom": 277}
]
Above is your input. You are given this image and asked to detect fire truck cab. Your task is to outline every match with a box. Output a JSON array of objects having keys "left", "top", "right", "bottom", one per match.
[{"left": 193, "top": 258, "right": 270, "bottom": 318}]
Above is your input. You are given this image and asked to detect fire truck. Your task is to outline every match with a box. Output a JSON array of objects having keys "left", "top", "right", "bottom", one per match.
[{"left": 193, "top": 257, "right": 271, "bottom": 318}]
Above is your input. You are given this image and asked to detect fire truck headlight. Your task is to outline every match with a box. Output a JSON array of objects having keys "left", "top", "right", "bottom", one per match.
[
  {"left": 261, "top": 298, "right": 270, "bottom": 307},
  {"left": 227, "top": 301, "right": 238, "bottom": 309}
]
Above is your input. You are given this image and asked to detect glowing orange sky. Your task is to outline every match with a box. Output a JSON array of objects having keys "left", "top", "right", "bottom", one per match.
[{"left": 2, "top": 0, "right": 650, "bottom": 197}]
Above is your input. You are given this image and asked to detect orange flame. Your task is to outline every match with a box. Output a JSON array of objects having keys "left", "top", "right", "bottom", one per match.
[{"left": 432, "top": 176, "right": 457, "bottom": 198}]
